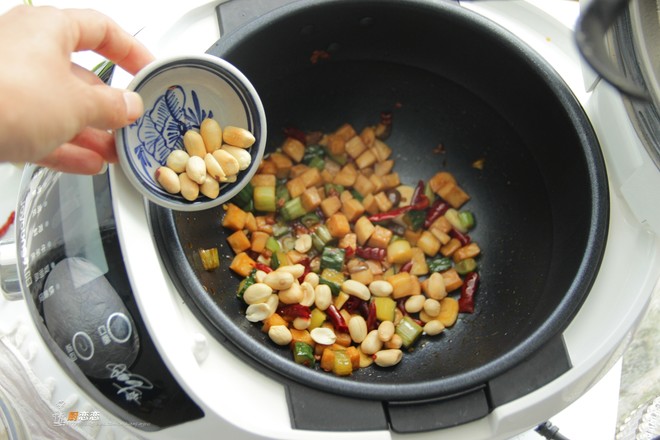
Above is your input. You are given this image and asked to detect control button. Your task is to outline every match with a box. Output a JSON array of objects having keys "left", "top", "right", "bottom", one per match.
[
  {"left": 106, "top": 313, "right": 132, "bottom": 343},
  {"left": 72, "top": 332, "right": 94, "bottom": 361}
]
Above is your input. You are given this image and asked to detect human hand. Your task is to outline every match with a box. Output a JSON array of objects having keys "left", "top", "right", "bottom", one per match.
[{"left": 0, "top": 5, "right": 155, "bottom": 174}]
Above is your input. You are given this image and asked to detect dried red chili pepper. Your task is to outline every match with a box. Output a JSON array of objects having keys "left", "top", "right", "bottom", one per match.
[
  {"left": 343, "top": 246, "right": 356, "bottom": 261},
  {"left": 355, "top": 246, "right": 386, "bottom": 261},
  {"left": 366, "top": 301, "right": 378, "bottom": 331},
  {"left": 283, "top": 127, "right": 307, "bottom": 144},
  {"left": 411, "top": 180, "right": 425, "bottom": 205},
  {"left": 424, "top": 199, "right": 449, "bottom": 228},
  {"left": 326, "top": 305, "right": 348, "bottom": 333},
  {"left": 367, "top": 195, "right": 429, "bottom": 223},
  {"left": 450, "top": 228, "right": 471, "bottom": 246},
  {"left": 297, "top": 258, "right": 311, "bottom": 283},
  {"left": 278, "top": 304, "right": 312, "bottom": 319},
  {"left": 254, "top": 262, "right": 273, "bottom": 273},
  {"left": 399, "top": 261, "right": 413, "bottom": 273},
  {"left": 0, "top": 211, "right": 15, "bottom": 239},
  {"left": 342, "top": 296, "right": 368, "bottom": 319},
  {"left": 458, "top": 272, "right": 479, "bottom": 313}
]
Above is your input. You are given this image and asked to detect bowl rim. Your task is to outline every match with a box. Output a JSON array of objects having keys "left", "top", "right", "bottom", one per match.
[{"left": 115, "top": 53, "right": 266, "bottom": 212}]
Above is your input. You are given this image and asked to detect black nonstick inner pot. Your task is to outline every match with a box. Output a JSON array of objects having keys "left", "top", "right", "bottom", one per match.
[{"left": 150, "top": 0, "right": 608, "bottom": 406}]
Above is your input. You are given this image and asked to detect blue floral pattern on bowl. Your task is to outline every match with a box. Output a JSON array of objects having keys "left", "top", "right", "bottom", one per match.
[{"left": 128, "top": 85, "right": 213, "bottom": 181}]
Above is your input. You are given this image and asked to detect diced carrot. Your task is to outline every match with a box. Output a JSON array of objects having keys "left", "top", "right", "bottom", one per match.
[
  {"left": 360, "top": 126, "right": 376, "bottom": 147},
  {"left": 269, "top": 152, "right": 293, "bottom": 179},
  {"left": 355, "top": 149, "right": 377, "bottom": 169},
  {"left": 334, "top": 123, "right": 357, "bottom": 141},
  {"left": 244, "top": 212, "right": 257, "bottom": 232},
  {"left": 320, "top": 195, "right": 342, "bottom": 217},
  {"left": 453, "top": 242, "right": 481, "bottom": 262},
  {"left": 372, "top": 139, "right": 392, "bottom": 162},
  {"left": 387, "top": 272, "right": 416, "bottom": 299},
  {"left": 227, "top": 230, "right": 251, "bottom": 254},
  {"left": 440, "top": 238, "right": 462, "bottom": 257},
  {"left": 301, "top": 186, "right": 322, "bottom": 211},
  {"left": 289, "top": 328, "right": 314, "bottom": 347},
  {"left": 443, "top": 185, "right": 471, "bottom": 208},
  {"left": 350, "top": 267, "right": 374, "bottom": 285},
  {"left": 373, "top": 191, "right": 393, "bottom": 212},
  {"left": 362, "top": 194, "right": 379, "bottom": 215},
  {"left": 417, "top": 230, "right": 441, "bottom": 256},
  {"left": 327, "top": 213, "right": 351, "bottom": 238},
  {"left": 251, "top": 174, "right": 277, "bottom": 187},
  {"left": 258, "top": 159, "right": 277, "bottom": 175},
  {"left": 353, "top": 174, "right": 376, "bottom": 197},
  {"left": 262, "top": 313, "right": 288, "bottom": 333},
  {"left": 355, "top": 216, "right": 375, "bottom": 245},
  {"left": 229, "top": 252, "right": 256, "bottom": 277},
  {"left": 342, "top": 198, "right": 365, "bottom": 223},
  {"left": 326, "top": 134, "right": 346, "bottom": 156},
  {"left": 250, "top": 230, "right": 270, "bottom": 253},
  {"left": 404, "top": 229, "right": 422, "bottom": 246},
  {"left": 286, "top": 176, "right": 306, "bottom": 198},
  {"left": 222, "top": 203, "right": 247, "bottom": 231},
  {"left": 428, "top": 171, "right": 456, "bottom": 194},
  {"left": 282, "top": 137, "right": 305, "bottom": 162},
  {"left": 368, "top": 174, "right": 384, "bottom": 193},
  {"left": 345, "top": 136, "right": 368, "bottom": 159},
  {"left": 320, "top": 348, "right": 335, "bottom": 372},
  {"left": 381, "top": 172, "right": 400, "bottom": 189},
  {"left": 438, "top": 297, "right": 459, "bottom": 327},
  {"left": 300, "top": 167, "right": 322, "bottom": 188},
  {"left": 333, "top": 164, "right": 358, "bottom": 187},
  {"left": 441, "top": 268, "right": 463, "bottom": 292},
  {"left": 410, "top": 247, "right": 429, "bottom": 276},
  {"left": 338, "top": 233, "right": 357, "bottom": 251},
  {"left": 289, "top": 163, "right": 309, "bottom": 178},
  {"left": 335, "top": 331, "right": 352, "bottom": 347},
  {"left": 374, "top": 159, "right": 394, "bottom": 177},
  {"left": 367, "top": 225, "right": 393, "bottom": 249},
  {"left": 345, "top": 346, "right": 360, "bottom": 369}
]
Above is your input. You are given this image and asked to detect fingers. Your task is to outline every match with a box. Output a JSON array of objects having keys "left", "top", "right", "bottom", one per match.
[
  {"left": 37, "top": 143, "right": 108, "bottom": 175},
  {"left": 37, "top": 127, "right": 119, "bottom": 175},
  {"left": 62, "top": 8, "right": 154, "bottom": 75},
  {"left": 75, "top": 81, "right": 144, "bottom": 130}
]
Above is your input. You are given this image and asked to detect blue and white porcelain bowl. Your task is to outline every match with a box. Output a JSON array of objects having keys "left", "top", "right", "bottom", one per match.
[{"left": 116, "top": 54, "right": 266, "bottom": 211}]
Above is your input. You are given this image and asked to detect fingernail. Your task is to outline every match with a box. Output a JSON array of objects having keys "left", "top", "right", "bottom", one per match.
[{"left": 123, "top": 91, "right": 144, "bottom": 121}]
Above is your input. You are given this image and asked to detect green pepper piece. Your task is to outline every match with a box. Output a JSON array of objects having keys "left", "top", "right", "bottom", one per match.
[
  {"left": 455, "top": 257, "right": 478, "bottom": 275},
  {"left": 237, "top": 269, "right": 257, "bottom": 298},
  {"left": 293, "top": 342, "right": 315, "bottom": 368},
  {"left": 320, "top": 247, "right": 346, "bottom": 272},
  {"left": 396, "top": 316, "right": 423, "bottom": 348},
  {"left": 403, "top": 210, "right": 426, "bottom": 231},
  {"left": 427, "top": 256, "right": 453, "bottom": 273}
]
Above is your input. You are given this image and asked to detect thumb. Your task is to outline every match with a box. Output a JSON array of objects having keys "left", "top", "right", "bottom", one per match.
[{"left": 80, "top": 84, "right": 144, "bottom": 130}]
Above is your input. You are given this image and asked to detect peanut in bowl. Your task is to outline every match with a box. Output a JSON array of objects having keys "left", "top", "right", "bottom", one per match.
[{"left": 115, "top": 54, "right": 266, "bottom": 212}]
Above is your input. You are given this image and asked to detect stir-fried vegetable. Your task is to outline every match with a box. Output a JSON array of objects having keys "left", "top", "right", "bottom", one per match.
[{"left": 220, "top": 117, "right": 482, "bottom": 377}]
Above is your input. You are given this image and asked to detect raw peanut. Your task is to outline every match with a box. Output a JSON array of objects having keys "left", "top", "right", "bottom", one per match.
[
  {"left": 342, "top": 279, "right": 370, "bottom": 301},
  {"left": 268, "top": 325, "right": 292, "bottom": 346},
  {"left": 293, "top": 317, "right": 311, "bottom": 330},
  {"left": 265, "top": 294, "right": 279, "bottom": 312},
  {"left": 373, "top": 349, "right": 403, "bottom": 367},
  {"left": 360, "top": 330, "right": 383, "bottom": 355},
  {"left": 222, "top": 145, "right": 252, "bottom": 170},
  {"left": 200, "top": 175, "right": 220, "bottom": 199},
  {"left": 223, "top": 125, "right": 256, "bottom": 148},
  {"left": 369, "top": 280, "right": 393, "bottom": 297},
  {"left": 314, "top": 284, "right": 332, "bottom": 310},
  {"left": 384, "top": 333, "right": 403, "bottom": 349},
  {"left": 425, "top": 272, "right": 447, "bottom": 300},
  {"left": 225, "top": 174, "right": 238, "bottom": 183},
  {"left": 166, "top": 150, "right": 189, "bottom": 173},
  {"left": 183, "top": 130, "right": 206, "bottom": 157},
  {"left": 423, "top": 298, "right": 441, "bottom": 317},
  {"left": 186, "top": 155, "right": 207, "bottom": 184},
  {"left": 155, "top": 166, "right": 180, "bottom": 194},
  {"left": 200, "top": 118, "right": 222, "bottom": 152},
  {"left": 310, "top": 327, "right": 337, "bottom": 345},
  {"left": 245, "top": 302, "right": 274, "bottom": 322},
  {"left": 204, "top": 153, "right": 227, "bottom": 182},
  {"left": 264, "top": 270, "right": 295, "bottom": 290},
  {"left": 299, "top": 282, "right": 316, "bottom": 307},
  {"left": 295, "top": 234, "right": 313, "bottom": 253},
  {"left": 348, "top": 315, "right": 368, "bottom": 343},
  {"left": 278, "top": 282, "right": 303, "bottom": 304},
  {"left": 212, "top": 149, "right": 240, "bottom": 176},
  {"left": 255, "top": 270, "right": 267, "bottom": 283},
  {"left": 277, "top": 264, "right": 306, "bottom": 279},
  {"left": 424, "top": 320, "right": 445, "bottom": 336},
  {"left": 404, "top": 295, "right": 425, "bottom": 314},
  {"left": 243, "top": 283, "right": 273, "bottom": 305},
  {"left": 304, "top": 272, "right": 319, "bottom": 287},
  {"left": 358, "top": 348, "right": 374, "bottom": 368},
  {"left": 179, "top": 173, "right": 199, "bottom": 201},
  {"left": 377, "top": 321, "right": 395, "bottom": 342}
]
